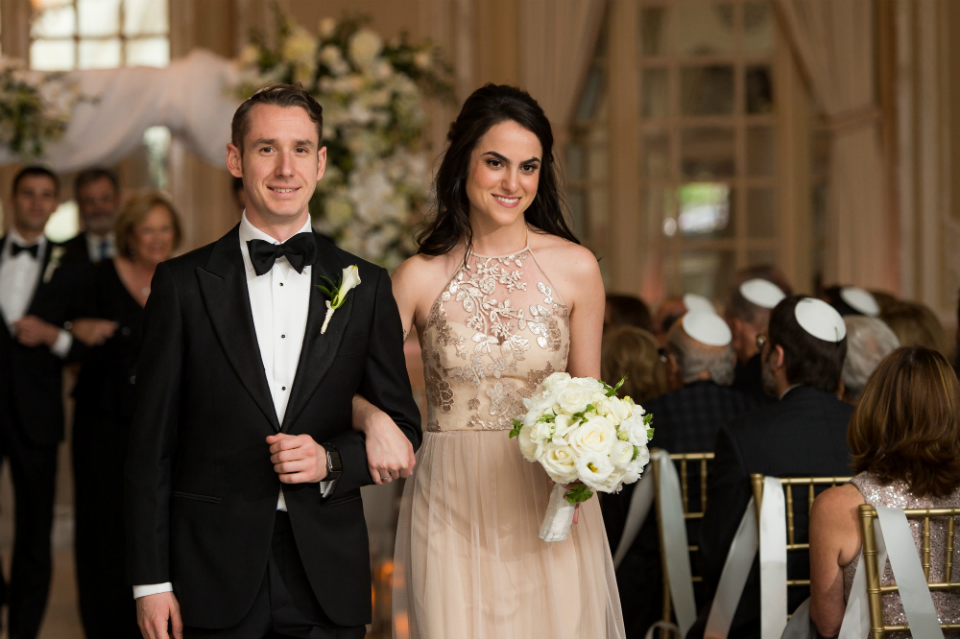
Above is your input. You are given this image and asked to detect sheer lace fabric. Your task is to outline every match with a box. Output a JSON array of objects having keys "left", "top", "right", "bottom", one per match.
[{"left": 393, "top": 245, "right": 625, "bottom": 638}]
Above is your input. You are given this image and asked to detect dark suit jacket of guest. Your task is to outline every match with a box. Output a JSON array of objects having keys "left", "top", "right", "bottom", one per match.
[
  {"left": 124, "top": 225, "right": 422, "bottom": 630},
  {"left": 689, "top": 385, "right": 853, "bottom": 639},
  {"left": 0, "top": 236, "right": 94, "bottom": 446},
  {"left": 731, "top": 353, "right": 775, "bottom": 407},
  {"left": 61, "top": 233, "right": 92, "bottom": 262},
  {"left": 603, "top": 381, "right": 758, "bottom": 639}
]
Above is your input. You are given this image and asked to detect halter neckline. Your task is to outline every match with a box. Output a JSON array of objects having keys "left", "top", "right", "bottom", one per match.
[{"left": 468, "top": 226, "right": 530, "bottom": 259}]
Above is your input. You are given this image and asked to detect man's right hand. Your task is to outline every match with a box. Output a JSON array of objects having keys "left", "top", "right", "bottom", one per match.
[
  {"left": 70, "top": 317, "right": 119, "bottom": 346},
  {"left": 352, "top": 395, "right": 416, "bottom": 484},
  {"left": 137, "top": 591, "right": 183, "bottom": 639}
]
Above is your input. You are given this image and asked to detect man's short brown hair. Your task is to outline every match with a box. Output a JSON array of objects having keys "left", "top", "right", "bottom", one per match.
[{"left": 231, "top": 84, "right": 324, "bottom": 153}]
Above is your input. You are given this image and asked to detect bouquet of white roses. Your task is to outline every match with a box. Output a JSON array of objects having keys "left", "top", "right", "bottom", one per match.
[{"left": 509, "top": 372, "right": 653, "bottom": 542}]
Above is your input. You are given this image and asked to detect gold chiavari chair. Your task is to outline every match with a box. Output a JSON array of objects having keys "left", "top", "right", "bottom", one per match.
[
  {"left": 652, "top": 451, "right": 714, "bottom": 636},
  {"left": 750, "top": 474, "right": 852, "bottom": 621},
  {"left": 858, "top": 504, "right": 960, "bottom": 638}
]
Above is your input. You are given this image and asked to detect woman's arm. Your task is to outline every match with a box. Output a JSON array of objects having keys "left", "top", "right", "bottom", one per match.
[
  {"left": 563, "top": 245, "right": 605, "bottom": 379},
  {"left": 809, "top": 484, "right": 864, "bottom": 637}
]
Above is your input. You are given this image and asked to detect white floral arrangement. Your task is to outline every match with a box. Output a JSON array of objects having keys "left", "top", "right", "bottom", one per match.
[
  {"left": 509, "top": 372, "right": 653, "bottom": 542},
  {"left": 235, "top": 8, "right": 452, "bottom": 270},
  {"left": 0, "top": 58, "right": 84, "bottom": 160}
]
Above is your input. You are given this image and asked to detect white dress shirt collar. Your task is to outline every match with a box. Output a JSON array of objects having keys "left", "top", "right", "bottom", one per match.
[{"left": 238, "top": 211, "right": 313, "bottom": 271}]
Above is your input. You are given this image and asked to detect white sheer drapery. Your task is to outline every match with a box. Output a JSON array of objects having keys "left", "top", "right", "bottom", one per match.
[
  {"left": 0, "top": 49, "right": 240, "bottom": 172},
  {"left": 774, "top": 0, "right": 893, "bottom": 289}
]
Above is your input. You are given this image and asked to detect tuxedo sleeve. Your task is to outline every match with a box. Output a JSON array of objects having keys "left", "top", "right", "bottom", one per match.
[
  {"left": 697, "top": 419, "right": 751, "bottom": 604},
  {"left": 124, "top": 261, "right": 182, "bottom": 585},
  {"left": 323, "top": 266, "right": 421, "bottom": 499},
  {"left": 63, "top": 258, "right": 97, "bottom": 363}
]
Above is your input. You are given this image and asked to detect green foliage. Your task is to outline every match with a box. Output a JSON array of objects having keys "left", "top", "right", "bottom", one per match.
[
  {"left": 508, "top": 419, "right": 523, "bottom": 439},
  {"left": 564, "top": 484, "right": 594, "bottom": 504}
]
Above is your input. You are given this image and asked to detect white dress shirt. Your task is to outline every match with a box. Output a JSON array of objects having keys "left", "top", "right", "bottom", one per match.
[
  {"left": 133, "top": 213, "right": 334, "bottom": 600},
  {"left": 0, "top": 229, "right": 72, "bottom": 357},
  {"left": 85, "top": 232, "right": 116, "bottom": 263}
]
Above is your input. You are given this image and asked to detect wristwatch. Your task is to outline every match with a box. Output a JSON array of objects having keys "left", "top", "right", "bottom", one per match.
[{"left": 324, "top": 444, "right": 342, "bottom": 483}]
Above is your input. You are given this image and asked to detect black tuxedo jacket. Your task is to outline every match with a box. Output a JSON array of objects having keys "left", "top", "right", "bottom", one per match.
[
  {"left": 61, "top": 233, "right": 92, "bottom": 262},
  {"left": 0, "top": 236, "right": 94, "bottom": 446},
  {"left": 124, "top": 226, "right": 421, "bottom": 629},
  {"left": 689, "top": 386, "right": 853, "bottom": 639}
]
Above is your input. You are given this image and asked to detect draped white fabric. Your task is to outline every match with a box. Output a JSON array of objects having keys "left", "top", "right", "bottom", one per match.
[
  {"left": 774, "top": 0, "right": 893, "bottom": 290},
  {"left": 0, "top": 49, "right": 240, "bottom": 172}
]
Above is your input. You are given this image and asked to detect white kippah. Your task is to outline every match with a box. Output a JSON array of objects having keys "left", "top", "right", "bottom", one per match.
[
  {"left": 839, "top": 286, "right": 880, "bottom": 317},
  {"left": 794, "top": 298, "right": 846, "bottom": 342},
  {"left": 683, "top": 293, "right": 717, "bottom": 315},
  {"left": 682, "top": 311, "right": 732, "bottom": 347},
  {"left": 739, "top": 279, "right": 786, "bottom": 309}
]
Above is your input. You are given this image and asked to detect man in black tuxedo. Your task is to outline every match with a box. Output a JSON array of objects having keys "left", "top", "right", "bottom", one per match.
[
  {"left": 689, "top": 296, "right": 853, "bottom": 639},
  {"left": 126, "top": 85, "right": 421, "bottom": 639},
  {"left": 61, "top": 168, "right": 121, "bottom": 263},
  {"left": 0, "top": 166, "right": 95, "bottom": 639},
  {"left": 726, "top": 278, "right": 788, "bottom": 406}
]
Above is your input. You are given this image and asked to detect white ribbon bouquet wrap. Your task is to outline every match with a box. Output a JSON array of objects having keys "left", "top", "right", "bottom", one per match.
[{"left": 509, "top": 372, "right": 653, "bottom": 542}]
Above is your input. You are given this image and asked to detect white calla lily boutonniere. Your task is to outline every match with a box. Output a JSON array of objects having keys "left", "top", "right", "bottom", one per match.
[
  {"left": 43, "top": 246, "right": 65, "bottom": 284},
  {"left": 317, "top": 265, "right": 361, "bottom": 334}
]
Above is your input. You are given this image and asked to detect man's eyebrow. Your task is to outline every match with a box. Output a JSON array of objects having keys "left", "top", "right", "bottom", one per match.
[
  {"left": 250, "top": 138, "right": 316, "bottom": 149},
  {"left": 481, "top": 151, "right": 541, "bottom": 164}
]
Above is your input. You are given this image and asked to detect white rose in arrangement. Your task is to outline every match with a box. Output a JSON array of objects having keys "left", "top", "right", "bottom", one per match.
[
  {"left": 568, "top": 416, "right": 617, "bottom": 456},
  {"left": 530, "top": 420, "right": 553, "bottom": 444},
  {"left": 542, "top": 372, "right": 572, "bottom": 392},
  {"left": 551, "top": 414, "right": 577, "bottom": 444},
  {"left": 556, "top": 386, "right": 592, "bottom": 416},
  {"left": 540, "top": 445, "right": 579, "bottom": 484},
  {"left": 575, "top": 453, "right": 615, "bottom": 491},
  {"left": 349, "top": 28, "right": 383, "bottom": 67},
  {"left": 517, "top": 426, "right": 539, "bottom": 462},
  {"left": 611, "top": 440, "right": 636, "bottom": 470},
  {"left": 622, "top": 414, "right": 650, "bottom": 448}
]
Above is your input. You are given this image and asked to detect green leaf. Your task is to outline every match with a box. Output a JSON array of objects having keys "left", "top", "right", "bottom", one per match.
[
  {"left": 564, "top": 484, "right": 594, "bottom": 504},
  {"left": 508, "top": 419, "right": 523, "bottom": 439},
  {"left": 631, "top": 445, "right": 640, "bottom": 461},
  {"left": 606, "top": 375, "right": 627, "bottom": 397},
  {"left": 643, "top": 413, "right": 654, "bottom": 426},
  {"left": 647, "top": 428, "right": 655, "bottom": 441},
  {"left": 536, "top": 412, "right": 556, "bottom": 424},
  {"left": 315, "top": 284, "right": 334, "bottom": 299}
]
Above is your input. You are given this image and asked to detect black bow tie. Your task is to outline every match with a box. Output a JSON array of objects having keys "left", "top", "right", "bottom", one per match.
[
  {"left": 10, "top": 242, "right": 40, "bottom": 259},
  {"left": 247, "top": 233, "right": 317, "bottom": 276}
]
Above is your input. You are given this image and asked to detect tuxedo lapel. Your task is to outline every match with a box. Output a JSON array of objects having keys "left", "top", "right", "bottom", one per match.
[
  {"left": 281, "top": 233, "right": 353, "bottom": 432},
  {"left": 197, "top": 226, "right": 281, "bottom": 431}
]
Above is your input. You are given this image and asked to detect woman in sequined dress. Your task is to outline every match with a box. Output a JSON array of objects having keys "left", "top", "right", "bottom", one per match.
[
  {"left": 809, "top": 347, "right": 960, "bottom": 636},
  {"left": 353, "top": 84, "right": 625, "bottom": 638}
]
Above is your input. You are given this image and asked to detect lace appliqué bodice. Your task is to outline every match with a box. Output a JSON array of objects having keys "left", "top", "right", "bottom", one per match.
[{"left": 421, "top": 248, "right": 570, "bottom": 432}]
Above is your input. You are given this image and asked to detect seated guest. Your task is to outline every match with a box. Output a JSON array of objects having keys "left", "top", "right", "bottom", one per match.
[
  {"left": 869, "top": 289, "right": 899, "bottom": 316},
  {"left": 732, "top": 264, "right": 793, "bottom": 298},
  {"left": 610, "top": 313, "right": 758, "bottom": 639},
  {"left": 691, "top": 297, "right": 854, "bottom": 639},
  {"left": 654, "top": 293, "right": 716, "bottom": 345},
  {"left": 71, "top": 191, "right": 182, "bottom": 639},
  {"left": 62, "top": 168, "right": 122, "bottom": 263},
  {"left": 823, "top": 285, "right": 881, "bottom": 318},
  {"left": 809, "top": 347, "right": 960, "bottom": 637},
  {"left": 726, "top": 278, "right": 786, "bottom": 405},
  {"left": 605, "top": 293, "right": 654, "bottom": 333},
  {"left": 881, "top": 300, "right": 953, "bottom": 360},
  {"left": 840, "top": 316, "right": 899, "bottom": 404}
]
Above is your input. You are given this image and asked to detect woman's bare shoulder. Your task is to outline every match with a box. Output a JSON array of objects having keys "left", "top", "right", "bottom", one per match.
[
  {"left": 391, "top": 251, "right": 462, "bottom": 306},
  {"left": 813, "top": 483, "right": 864, "bottom": 519},
  {"left": 529, "top": 231, "right": 601, "bottom": 287}
]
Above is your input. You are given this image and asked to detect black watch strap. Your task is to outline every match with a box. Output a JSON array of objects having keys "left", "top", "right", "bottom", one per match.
[{"left": 324, "top": 444, "right": 342, "bottom": 483}]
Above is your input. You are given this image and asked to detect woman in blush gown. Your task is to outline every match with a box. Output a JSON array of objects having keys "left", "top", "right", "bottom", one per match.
[{"left": 355, "top": 84, "right": 625, "bottom": 639}]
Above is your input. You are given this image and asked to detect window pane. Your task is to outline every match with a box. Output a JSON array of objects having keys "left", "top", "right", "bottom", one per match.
[
  {"left": 678, "top": 183, "right": 734, "bottom": 239},
  {"left": 576, "top": 67, "right": 605, "bottom": 121},
  {"left": 746, "top": 188, "right": 776, "bottom": 238},
  {"left": 641, "top": 188, "right": 676, "bottom": 237},
  {"left": 680, "top": 249, "right": 735, "bottom": 301},
  {"left": 127, "top": 37, "right": 170, "bottom": 66},
  {"left": 681, "top": 127, "right": 735, "bottom": 178},
  {"left": 747, "top": 250, "right": 778, "bottom": 268},
  {"left": 124, "top": 0, "right": 169, "bottom": 35},
  {"left": 79, "top": 38, "right": 121, "bottom": 68},
  {"left": 677, "top": 3, "right": 734, "bottom": 57},
  {"left": 31, "top": 4, "right": 76, "bottom": 38},
  {"left": 642, "top": 68, "right": 668, "bottom": 118},
  {"left": 746, "top": 65, "right": 774, "bottom": 114},
  {"left": 78, "top": 0, "right": 120, "bottom": 37},
  {"left": 642, "top": 128, "right": 670, "bottom": 180},
  {"left": 746, "top": 127, "right": 775, "bottom": 177},
  {"left": 744, "top": 2, "right": 774, "bottom": 56},
  {"left": 681, "top": 66, "right": 734, "bottom": 116},
  {"left": 30, "top": 39, "right": 75, "bottom": 70},
  {"left": 640, "top": 7, "right": 669, "bottom": 58}
]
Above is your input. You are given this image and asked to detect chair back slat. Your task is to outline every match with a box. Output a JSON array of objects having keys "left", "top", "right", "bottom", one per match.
[
  {"left": 786, "top": 484, "right": 795, "bottom": 546},
  {"left": 857, "top": 504, "right": 960, "bottom": 636},
  {"left": 681, "top": 458, "right": 689, "bottom": 513},
  {"left": 700, "top": 458, "right": 708, "bottom": 513}
]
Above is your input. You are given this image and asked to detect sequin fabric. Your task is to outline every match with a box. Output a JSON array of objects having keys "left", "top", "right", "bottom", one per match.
[
  {"left": 421, "top": 245, "right": 570, "bottom": 432},
  {"left": 844, "top": 472, "right": 960, "bottom": 634}
]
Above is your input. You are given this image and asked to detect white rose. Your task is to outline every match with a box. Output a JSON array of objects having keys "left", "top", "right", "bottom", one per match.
[
  {"left": 626, "top": 446, "right": 650, "bottom": 474},
  {"left": 557, "top": 386, "right": 592, "bottom": 416},
  {"left": 622, "top": 414, "right": 649, "bottom": 448},
  {"left": 620, "top": 467, "right": 642, "bottom": 486},
  {"left": 318, "top": 17, "right": 337, "bottom": 39},
  {"left": 600, "top": 468, "right": 627, "bottom": 493},
  {"left": 542, "top": 372, "right": 572, "bottom": 392},
  {"left": 551, "top": 414, "right": 577, "bottom": 444},
  {"left": 569, "top": 416, "right": 617, "bottom": 456},
  {"left": 611, "top": 440, "right": 636, "bottom": 470},
  {"left": 575, "top": 453, "right": 614, "bottom": 491},
  {"left": 349, "top": 28, "right": 383, "bottom": 67},
  {"left": 517, "top": 426, "right": 538, "bottom": 462},
  {"left": 571, "top": 376, "right": 605, "bottom": 394},
  {"left": 530, "top": 420, "right": 553, "bottom": 444},
  {"left": 541, "top": 445, "right": 579, "bottom": 484},
  {"left": 606, "top": 397, "right": 631, "bottom": 422}
]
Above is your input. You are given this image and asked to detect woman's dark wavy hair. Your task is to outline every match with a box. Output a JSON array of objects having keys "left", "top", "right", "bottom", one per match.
[{"left": 417, "top": 84, "right": 579, "bottom": 256}]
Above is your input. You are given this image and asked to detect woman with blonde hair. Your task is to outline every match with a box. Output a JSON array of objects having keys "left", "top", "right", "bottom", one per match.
[
  {"left": 72, "top": 190, "right": 182, "bottom": 638},
  {"left": 600, "top": 325, "right": 669, "bottom": 403},
  {"left": 809, "top": 347, "right": 960, "bottom": 637}
]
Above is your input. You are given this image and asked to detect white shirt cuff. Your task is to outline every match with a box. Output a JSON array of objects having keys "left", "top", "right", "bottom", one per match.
[
  {"left": 50, "top": 329, "right": 72, "bottom": 358},
  {"left": 133, "top": 582, "right": 173, "bottom": 599},
  {"left": 319, "top": 479, "right": 336, "bottom": 498}
]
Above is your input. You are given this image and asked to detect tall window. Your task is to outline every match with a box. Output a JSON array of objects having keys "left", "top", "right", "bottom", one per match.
[{"left": 639, "top": 0, "right": 777, "bottom": 300}]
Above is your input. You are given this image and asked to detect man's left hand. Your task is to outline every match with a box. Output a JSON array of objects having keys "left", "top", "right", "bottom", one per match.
[
  {"left": 13, "top": 315, "right": 60, "bottom": 347},
  {"left": 267, "top": 433, "right": 327, "bottom": 483}
]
